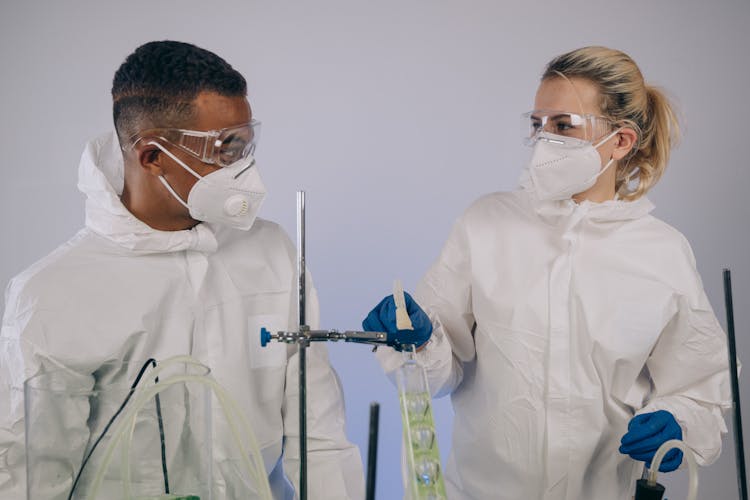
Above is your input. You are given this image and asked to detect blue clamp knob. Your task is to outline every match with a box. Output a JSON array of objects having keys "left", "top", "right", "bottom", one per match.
[{"left": 260, "top": 327, "right": 272, "bottom": 347}]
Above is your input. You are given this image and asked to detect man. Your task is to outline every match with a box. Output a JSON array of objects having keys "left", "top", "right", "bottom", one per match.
[{"left": 0, "top": 40, "right": 364, "bottom": 499}]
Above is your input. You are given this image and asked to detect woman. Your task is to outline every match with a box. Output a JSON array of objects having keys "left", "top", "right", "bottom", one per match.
[{"left": 363, "top": 46, "right": 731, "bottom": 499}]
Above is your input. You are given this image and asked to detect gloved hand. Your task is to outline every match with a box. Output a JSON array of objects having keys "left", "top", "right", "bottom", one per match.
[
  {"left": 619, "top": 410, "right": 683, "bottom": 472},
  {"left": 362, "top": 292, "right": 433, "bottom": 351}
]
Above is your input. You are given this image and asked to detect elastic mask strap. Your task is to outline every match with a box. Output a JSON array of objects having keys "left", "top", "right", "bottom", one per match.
[
  {"left": 624, "top": 166, "right": 639, "bottom": 184},
  {"left": 593, "top": 128, "right": 622, "bottom": 149},
  {"left": 158, "top": 176, "right": 190, "bottom": 210},
  {"left": 591, "top": 128, "right": 620, "bottom": 180},
  {"left": 148, "top": 141, "right": 204, "bottom": 181},
  {"left": 145, "top": 141, "right": 199, "bottom": 210},
  {"left": 599, "top": 157, "right": 615, "bottom": 177},
  {"left": 615, "top": 166, "right": 640, "bottom": 200}
]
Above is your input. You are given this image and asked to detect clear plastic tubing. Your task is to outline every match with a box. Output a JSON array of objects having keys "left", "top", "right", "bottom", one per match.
[
  {"left": 647, "top": 439, "right": 698, "bottom": 500},
  {"left": 87, "top": 356, "right": 273, "bottom": 500}
]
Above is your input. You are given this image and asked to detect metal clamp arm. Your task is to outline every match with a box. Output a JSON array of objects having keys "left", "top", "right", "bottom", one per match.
[{"left": 260, "top": 327, "right": 389, "bottom": 347}]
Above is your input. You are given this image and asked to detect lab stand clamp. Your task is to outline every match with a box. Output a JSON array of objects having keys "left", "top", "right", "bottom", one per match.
[
  {"left": 259, "top": 190, "right": 447, "bottom": 500},
  {"left": 260, "top": 326, "right": 388, "bottom": 348}
]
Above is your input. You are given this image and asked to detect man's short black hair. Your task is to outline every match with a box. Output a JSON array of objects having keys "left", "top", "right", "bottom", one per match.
[{"left": 112, "top": 40, "right": 247, "bottom": 146}]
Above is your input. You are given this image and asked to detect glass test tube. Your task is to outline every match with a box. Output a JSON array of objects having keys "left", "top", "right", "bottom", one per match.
[{"left": 396, "top": 350, "right": 446, "bottom": 500}]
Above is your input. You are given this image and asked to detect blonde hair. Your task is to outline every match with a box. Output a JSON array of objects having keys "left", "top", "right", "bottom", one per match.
[{"left": 543, "top": 46, "right": 680, "bottom": 200}]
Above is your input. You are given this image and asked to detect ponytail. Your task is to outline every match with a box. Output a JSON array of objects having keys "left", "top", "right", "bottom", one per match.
[{"left": 617, "top": 86, "right": 681, "bottom": 200}]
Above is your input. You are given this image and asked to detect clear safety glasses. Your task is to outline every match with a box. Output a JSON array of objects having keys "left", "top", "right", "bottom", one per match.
[
  {"left": 521, "top": 110, "right": 614, "bottom": 146},
  {"left": 130, "top": 120, "right": 261, "bottom": 167}
]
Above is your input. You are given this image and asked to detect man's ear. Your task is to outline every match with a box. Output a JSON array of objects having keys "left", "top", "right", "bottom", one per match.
[
  {"left": 134, "top": 141, "right": 165, "bottom": 177},
  {"left": 612, "top": 127, "right": 638, "bottom": 161}
]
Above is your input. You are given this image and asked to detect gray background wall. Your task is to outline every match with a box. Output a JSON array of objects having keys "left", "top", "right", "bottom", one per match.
[{"left": 2, "top": 0, "right": 749, "bottom": 498}]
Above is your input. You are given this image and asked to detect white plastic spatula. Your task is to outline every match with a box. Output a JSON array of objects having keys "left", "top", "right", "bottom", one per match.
[{"left": 393, "top": 279, "right": 414, "bottom": 331}]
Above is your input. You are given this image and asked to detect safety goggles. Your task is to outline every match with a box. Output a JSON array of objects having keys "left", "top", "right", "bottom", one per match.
[
  {"left": 521, "top": 110, "right": 614, "bottom": 146},
  {"left": 130, "top": 120, "right": 261, "bottom": 167}
]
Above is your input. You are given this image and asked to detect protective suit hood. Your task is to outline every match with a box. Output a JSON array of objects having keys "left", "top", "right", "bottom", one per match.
[
  {"left": 528, "top": 191, "right": 656, "bottom": 224},
  {"left": 77, "top": 131, "right": 218, "bottom": 254}
]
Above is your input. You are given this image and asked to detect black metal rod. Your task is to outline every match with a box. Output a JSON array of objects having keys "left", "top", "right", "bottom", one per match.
[
  {"left": 297, "top": 191, "right": 308, "bottom": 500},
  {"left": 298, "top": 343, "right": 307, "bottom": 499},
  {"left": 724, "top": 268, "right": 748, "bottom": 500},
  {"left": 366, "top": 402, "right": 380, "bottom": 500}
]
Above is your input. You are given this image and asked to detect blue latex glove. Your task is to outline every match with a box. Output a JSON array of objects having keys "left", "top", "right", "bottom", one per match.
[
  {"left": 362, "top": 292, "right": 433, "bottom": 351},
  {"left": 619, "top": 410, "right": 683, "bottom": 472}
]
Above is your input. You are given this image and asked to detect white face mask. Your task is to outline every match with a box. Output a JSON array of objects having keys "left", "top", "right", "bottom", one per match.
[
  {"left": 526, "top": 129, "right": 620, "bottom": 201},
  {"left": 150, "top": 141, "right": 267, "bottom": 230}
]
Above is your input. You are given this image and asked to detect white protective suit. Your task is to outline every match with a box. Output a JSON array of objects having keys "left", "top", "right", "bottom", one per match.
[
  {"left": 377, "top": 188, "right": 731, "bottom": 500},
  {"left": 0, "top": 132, "right": 364, "bottom": 499}
]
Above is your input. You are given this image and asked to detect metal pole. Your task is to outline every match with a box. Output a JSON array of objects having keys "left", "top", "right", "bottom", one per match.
[
  {"left": 724, "top": 268, "right": 747, "bottom": 500},
  {"left": 366, "top": 402, "right": 380, "bottom": 500},
  {"left": 297, "top": 191, "right": 308, "bottom": 500}
]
